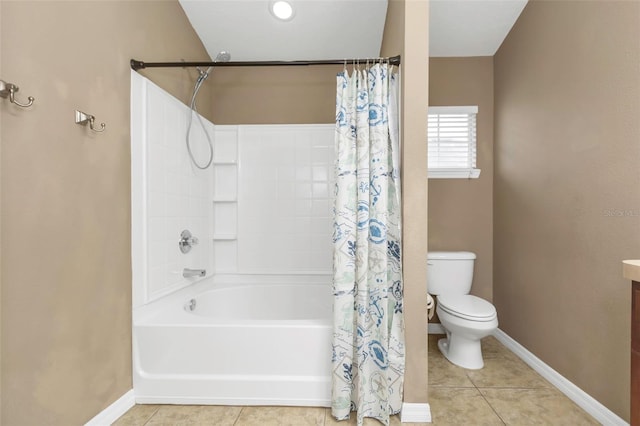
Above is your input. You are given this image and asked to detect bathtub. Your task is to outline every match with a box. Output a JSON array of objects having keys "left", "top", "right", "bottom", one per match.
[{"left": 133, "top": 275, "right": 333, "bottom": 406}]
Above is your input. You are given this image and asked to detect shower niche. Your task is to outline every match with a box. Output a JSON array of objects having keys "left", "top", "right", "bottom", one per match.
[{"left": 212, "top": 126, "right": 239, "bottom": 271}]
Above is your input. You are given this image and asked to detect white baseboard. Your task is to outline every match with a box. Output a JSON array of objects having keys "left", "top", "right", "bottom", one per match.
[
  {"left": 84, "top": 389, "right": 135, "bottom": 426},
  {"left": 493, "top": 329, "right": 628, "bottom": 426},
  {"left": 428, "top": 323, "right": 445, "bottom": 334},
  {"left": 401, "top": 402, "right": 432, "bottom": 423}
]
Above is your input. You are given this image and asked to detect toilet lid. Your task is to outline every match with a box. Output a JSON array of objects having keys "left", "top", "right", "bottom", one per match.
[{"left": 438, "top": 294, "right": 497, "bottom": 321}]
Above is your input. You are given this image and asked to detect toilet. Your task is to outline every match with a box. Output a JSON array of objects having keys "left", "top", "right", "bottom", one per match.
[{"left": 428, "top": 251, "right": 498, "bottom": 369}]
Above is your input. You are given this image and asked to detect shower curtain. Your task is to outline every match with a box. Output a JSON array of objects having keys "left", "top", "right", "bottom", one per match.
[{"left": 331, "top": 63, "right": 403, "bottom": 426}]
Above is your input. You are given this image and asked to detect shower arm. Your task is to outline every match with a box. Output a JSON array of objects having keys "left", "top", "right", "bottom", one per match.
[{"left": 130, "top": 55, "right": 401, "bottom": 71}]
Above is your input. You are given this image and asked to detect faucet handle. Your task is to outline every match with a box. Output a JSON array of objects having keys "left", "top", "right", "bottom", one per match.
[{"left": 179, "top": 229, "right": 198, "bottom": 253}]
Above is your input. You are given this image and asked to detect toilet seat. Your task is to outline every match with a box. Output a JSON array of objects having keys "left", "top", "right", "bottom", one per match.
[{"left": 438, "top": 294, "right": 497, "bottom": 322}]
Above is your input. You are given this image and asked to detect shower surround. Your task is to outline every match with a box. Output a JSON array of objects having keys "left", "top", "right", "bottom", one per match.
[{"left": 130, "top": 71, "right": 334, "bottom": 405}]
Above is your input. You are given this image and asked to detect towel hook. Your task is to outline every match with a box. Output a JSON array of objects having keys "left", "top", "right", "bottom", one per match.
[
  {"left": 0, "top": 80, "right": 35, "bottom": 108},
  {"left": 75, "top": 110, "right": 106, "bottom": 133}
]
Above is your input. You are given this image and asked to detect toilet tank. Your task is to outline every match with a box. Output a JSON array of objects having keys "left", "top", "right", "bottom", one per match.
[{"left": 427, "top": 251, "right": 476, "bottom": 295}]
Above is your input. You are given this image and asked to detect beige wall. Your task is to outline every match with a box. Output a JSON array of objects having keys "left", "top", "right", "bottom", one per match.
[
  {"left": 494, "top": 1, "right": 640, "bottom": 421},
  {"left": 0, "top": 3, "right": 3, "bottom": 421},
  {"left": 0, "top": 3, "right": 4, "bottom": 423},
  {"left": 429, "top": 57, "right": 493, "bottom": 303},
  {"left": 0, "top": 1, "right": 212, "bottom": 424},
  {"left": 210, "top": 66, "right": 342, "bottom": 124},
  {"left": 381, "top": 0, "right": 429, "bottom": 404}
]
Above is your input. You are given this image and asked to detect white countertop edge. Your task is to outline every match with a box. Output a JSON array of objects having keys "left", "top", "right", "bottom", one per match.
[{"left": 622, "top": 260, "right": 640, "bottom": 282}]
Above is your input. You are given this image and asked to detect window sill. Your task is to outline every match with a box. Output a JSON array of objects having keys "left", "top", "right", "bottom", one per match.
[{"left": 428, "top": 169, "right": 481, "bottom": 179}]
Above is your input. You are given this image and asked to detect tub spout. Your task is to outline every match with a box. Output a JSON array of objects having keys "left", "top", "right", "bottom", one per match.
[{"left": 183, "top": 268, "right": 206, "bottom": 278}]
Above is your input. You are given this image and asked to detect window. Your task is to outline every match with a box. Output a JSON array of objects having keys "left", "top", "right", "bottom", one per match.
[{"left": 428, "top": 106, "right": 480, "bottom": 179}]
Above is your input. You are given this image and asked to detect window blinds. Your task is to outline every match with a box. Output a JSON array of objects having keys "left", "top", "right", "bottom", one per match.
[{"left": 428, "top": 106, "right": 478, "bottom": 172}]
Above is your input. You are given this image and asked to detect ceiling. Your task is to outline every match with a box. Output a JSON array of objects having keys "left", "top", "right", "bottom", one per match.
[
  {"left": 179, "top": 0, "right": 528, "bottom": 61},
  {"left": 178, "top": 0, "right": 388, "bottom": 62},
  {"left": 430, "top": 0, "right": 528, "bottom": 57}
]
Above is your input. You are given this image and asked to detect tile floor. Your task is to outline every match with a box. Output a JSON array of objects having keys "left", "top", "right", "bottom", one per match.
[
  {"left": 114, "top": 334, "right": 598, "bottom": 425},
  {"left": 426, "top": 334, "right": 598, "bottom": 425}
]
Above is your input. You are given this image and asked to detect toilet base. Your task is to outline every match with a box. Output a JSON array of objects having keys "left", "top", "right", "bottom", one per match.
[{"left": 438, "top": 335, "right": 485, "bottom": 370}]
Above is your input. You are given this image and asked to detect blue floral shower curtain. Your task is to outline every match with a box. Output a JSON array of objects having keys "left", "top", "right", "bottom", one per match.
[{"left": 331, "top": 63, "right": 403, "bottom": 426}]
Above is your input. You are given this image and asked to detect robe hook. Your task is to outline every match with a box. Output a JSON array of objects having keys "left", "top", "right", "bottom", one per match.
[
  {"left": 75, "top": 110, "right": 106, "bottom": 133},
  {"left": 0, "top": 80, "right": 35, "bottom": 108}
]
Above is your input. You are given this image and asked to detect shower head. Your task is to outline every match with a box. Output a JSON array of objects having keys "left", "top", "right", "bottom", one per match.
[{"left": 215, "top": 51, "right": 231, "bottom": 62}]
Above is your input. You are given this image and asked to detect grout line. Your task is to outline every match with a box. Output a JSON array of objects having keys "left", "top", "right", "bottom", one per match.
[
  {"left": 232, "top": 406, "right": 245, "bottom": 426},
  {"left": 467, "top": 356, "right": 507, "bottom": 425},
  {"left": 141, "top": 405, "right": 161, "bottom": 426},
  {"left": 474, "top": 386, "right": 551, "bottom": 390},
  {"left": 465, "top": 370, "right": 478, "bottom": 390},
  {"left": 429, "top": 385, "right": 477, "bottom": 388},
  {"left": 477, "top": 389, "right": 507, "bottom": 426}
]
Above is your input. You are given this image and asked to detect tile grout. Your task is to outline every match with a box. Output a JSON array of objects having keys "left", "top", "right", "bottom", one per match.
[
  {"left": 475, "top": 385, "right": 551, "bottom": 390},
  {"left": 141, "top": 405, "right": 160, "bottom": 426},
  {"left": 477, "top": 388, "right": 508, "bottom": 425},
  {"left": 232, "top": 406, "right": 245, "bottom": 426},
  {"left": 469, "top": 366, "right": 508, "bottom": 425}
]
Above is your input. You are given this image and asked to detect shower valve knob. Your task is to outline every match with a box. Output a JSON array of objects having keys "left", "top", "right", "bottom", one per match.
[{"left": 179, "top": 229, "right": 199, "bottom": 254}]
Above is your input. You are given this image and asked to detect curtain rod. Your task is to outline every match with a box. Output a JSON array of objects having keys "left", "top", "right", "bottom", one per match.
[{"left": 130, "top": 55, "right": 401, "bottom": 71}]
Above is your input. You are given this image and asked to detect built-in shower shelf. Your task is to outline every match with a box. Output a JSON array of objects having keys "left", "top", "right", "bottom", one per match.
[
  {"left": 213, "top": 233, "right": 237, "bottom": 240},
  {"left": 213, "top": 198, "right": 237, "bottom": 203},
  {"left": 213, "top": 161, "right": 237, "bottom": 165}
]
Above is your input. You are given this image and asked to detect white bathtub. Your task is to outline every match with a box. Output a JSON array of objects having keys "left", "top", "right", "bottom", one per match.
[{"left": 133, "top": 275, "right": 333, "bottom": 406}]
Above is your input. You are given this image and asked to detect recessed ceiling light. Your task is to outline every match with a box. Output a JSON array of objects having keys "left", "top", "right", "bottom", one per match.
[{"left": 270, "top": 0, "right": 294, "bottom": 21}]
